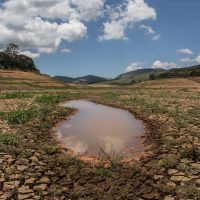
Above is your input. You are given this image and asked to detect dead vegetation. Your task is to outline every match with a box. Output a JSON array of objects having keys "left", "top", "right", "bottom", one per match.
[{"left": 0, "top": 70, "right": 200, "bottom": 199}]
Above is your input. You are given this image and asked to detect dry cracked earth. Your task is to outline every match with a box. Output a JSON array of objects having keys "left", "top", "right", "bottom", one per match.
[{"left": 0, "top": 70, "right": 200, "bottom": 200}]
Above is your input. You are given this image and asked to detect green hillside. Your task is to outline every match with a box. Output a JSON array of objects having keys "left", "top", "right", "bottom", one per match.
[
  {"left": 152, "top": 65, "right": 200, "bottom": 79},
  {"left": 104, "top": 68, "right": 165, "bottom": 85}
]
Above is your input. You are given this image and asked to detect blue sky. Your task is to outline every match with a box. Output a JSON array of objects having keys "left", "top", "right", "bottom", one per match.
[{"left": 0, "top": 0, "right": 200, "bottom": 78}]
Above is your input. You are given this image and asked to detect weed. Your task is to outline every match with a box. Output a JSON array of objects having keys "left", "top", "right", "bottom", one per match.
[
  {"left": 98, "top": 145, "right": 123, "bottom": 168},
  {"left": 43, "top": 145, "right": 58, "bottom": 155},
  {"left": 0, "top": 134, "right": 20, "bottom": 147},
  {"left": 1, "top": 109, "right": 38, "bottom": 124},
  {"left": 35, "top": 93, "right": 82, "bottom": 105},
  {"left": 94, "top": 167, "right": 111, "bottom": 177},
  {"left": 180, "top": 146, "right": 200, "bottom": 162},
  {"left": 0, "top": 91, "right": 33, "bottom": 99},
  {"left": 159, "top": 154, "right": 179, "bottom": 169}
]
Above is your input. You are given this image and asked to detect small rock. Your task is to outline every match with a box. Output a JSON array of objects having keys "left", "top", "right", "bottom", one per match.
[
  {"left": 168, "top": 169, "right": 179, "bottom": 176},
  {"left": 25, "top": 178, "right": 37, "bottom": 185},
  {"left": 33, "top": 184, "right": 47, "bottom": 191},
  {"left": 37, "top": 177, "right": 50, "bottom": 184},
  {"left": 170, "top": 176, "right": 184, "bottom": 182},
  {"left": 18, "top": 193, "right": 34, "bottom": 200},
  {"left": 29, "top": 156, "right": 39, "bottom": 163},
  {"left": 154, "top": 175, "right": 164, "bottom": 181},
  {"left": 18, "top": 186, "right": 34, "bottom": 194},
  {"left": 181, "top": 177, "right": 191, "bottom": 182},
  {"left": 164, "top": 196, "right": 175, "bottom": 200},
  {"left": 191, "top": 163, "right": 200, "bottom": 170},
  {"left": 0, "top": 174, "right": 5, "bottom": 183},
  {"left": 16, "top": 159, "right": 29, "bottom": 165},
  {"left": 3, "top": 181, "right": 20, "bottom": 191},
  {"left": 196, "top": 179, "right": 200, "bottom": 185},
  {"left": 17, "top": 165, "right": 28, "bottom": 171}
]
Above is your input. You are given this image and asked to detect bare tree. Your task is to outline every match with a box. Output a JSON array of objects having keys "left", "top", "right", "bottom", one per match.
[{"left": 4, "top": 43, "right": 19, "bottom": 57}]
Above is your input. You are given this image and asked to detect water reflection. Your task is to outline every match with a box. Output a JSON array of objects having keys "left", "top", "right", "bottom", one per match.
[{"left": 58, "top": 100, "right": 144, "bottom": 157}]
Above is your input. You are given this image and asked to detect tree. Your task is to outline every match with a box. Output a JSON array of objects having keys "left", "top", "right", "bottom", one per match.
[
  {"left": 4, "top": 43, "right": 19, "bottom": 57},
  {"left": 149, "top": 73, "right": 156, "bottom": 80}
]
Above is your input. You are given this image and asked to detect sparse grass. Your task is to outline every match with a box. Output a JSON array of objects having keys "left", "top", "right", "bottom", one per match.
[
  {"left": 159, "top": 154, "right": 180, "bottom": 169},
  {"left": 0, "top": 109, "right": 38, "bottom": 124},
  {"left": 43, "top": 145, "right": 59, "bottom": 155},
  {"left": 94, "top": 167, "right": 111, "bottom": 177},
  {"left": 180, "top": 146, "right": 200, "bottom": 162},
  {"left": 0, "top": 91, "right": 34, "bottom": 99},
  {"left": 35, "top": 92, "right": 82, "bottom": 105},
  {"left": 0, "top": 134, "right": 20, "bottom": 147},
  {"left": 98, "top": 145, "right": 123, "bottom": 168}
]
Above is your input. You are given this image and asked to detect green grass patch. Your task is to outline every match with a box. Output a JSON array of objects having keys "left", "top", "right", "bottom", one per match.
[
  {"left": 0, "top": 134, "right": 20, "bottom": 147},
  {"left": 35, "top": 92, "right": 82, "bottom": 105},
  {"left": 0, "top": 91, "right": 33, "bottom": 99},
  {"left": 0, "top": 109, "right": 38, "bottom": 124},
  {"left": 94, "top": 167, "right": 111, "bottom": 177}
]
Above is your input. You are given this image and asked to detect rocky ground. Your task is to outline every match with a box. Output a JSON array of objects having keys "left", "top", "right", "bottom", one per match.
[{"left": 0, "top": 71, "right": 200, "bottom": 200}]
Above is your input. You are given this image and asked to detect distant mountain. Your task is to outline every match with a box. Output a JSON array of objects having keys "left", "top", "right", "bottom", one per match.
[
  {"left": 153, "top": 65, "right": 200, "bottom": 79},
  {"left": 104, "top": 68, "right": 165, "bottom": 85},
  {"left": 54, "top": 75, "right": 108, "bottom": 84},
  {"left": 54, "top": 76, "right": 74, "bottom": 83}
]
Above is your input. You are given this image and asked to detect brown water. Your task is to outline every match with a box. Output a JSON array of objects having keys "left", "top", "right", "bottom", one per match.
[{"left": 57, "top": 100, "right": 144, "bottom": 157}]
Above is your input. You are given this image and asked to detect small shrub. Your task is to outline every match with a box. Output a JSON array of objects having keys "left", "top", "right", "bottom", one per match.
[
  {"left": 59, "top": 156, "right": 84, "bottom": 169},
  {"left": 180, "top": 146, "right": 200, "bottom": 162},
  {"left": 159, "top": 154, "right": 179, "bottom": 169},
  {"left": 43, "top": 145, "right": 58, "bottom": 155}
]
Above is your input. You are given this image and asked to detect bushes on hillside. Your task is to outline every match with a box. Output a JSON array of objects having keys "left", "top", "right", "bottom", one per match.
[{"left": 0, "top": 43, "right": 39, "bottom": 72}]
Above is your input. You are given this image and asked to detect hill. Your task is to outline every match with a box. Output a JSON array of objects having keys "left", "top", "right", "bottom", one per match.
[
  {"left": 0, "top": 70, "right": 67, "bottom": 90},
  {"left": 0, "top": 52, "right": 39, "bottom": 72},
  {"left": 54, "top": 75, "right": 108, "bottom": 84},
  {"left": 104, "top": 68, "right": 165, "bottom": 85},
  {"left": 152, "top": 65, "right": 200, "bottom": 79}
]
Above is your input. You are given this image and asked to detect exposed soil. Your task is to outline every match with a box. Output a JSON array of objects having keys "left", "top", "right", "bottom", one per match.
[{"left": 0, "top": 71, "right": 200, "bottom": 200}]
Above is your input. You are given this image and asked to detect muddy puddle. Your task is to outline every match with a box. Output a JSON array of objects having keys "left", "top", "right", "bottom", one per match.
[{"left": 57, "top": 100, "right": 145, "bottom": 158}]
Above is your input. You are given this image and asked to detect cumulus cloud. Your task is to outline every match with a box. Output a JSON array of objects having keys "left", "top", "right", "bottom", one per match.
[
  {"left": 196, "top": 55, "right": 200, "bottom": 64},
  {"left": 177, "top": 48, "right": 193, "bottom": 55},
  {"left": 0, "top": 0, "right": 105, "bottom": 54},
  {"left": 99, "top": 0, "right": 156, "bottom": 41},
  {"left": 140, "top": 24, "right": 160, "bottom": 41},
  {"left": 19, "top": 51, "right": 40, "bottom": 59},
  {"left": 125, "top": 61, "right": 144, "bottom": 72},
  {"left": 152, "top": 60, "right": 178, "bottom": 69},
  {"left": 180, "top": 58, "right": 195, "bottom": 63},
  {"left": 60, "top": 48, "right": 72, "bottom": 53}
]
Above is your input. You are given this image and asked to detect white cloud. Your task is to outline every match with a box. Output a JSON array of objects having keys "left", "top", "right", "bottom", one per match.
[
  {"left": 19, "top": 51, "right": 40, "bottom": 59},
  {"left": 99, "top": 0, "right": 156, "bottom": 41},
  {"left": 152, "top": 34, "right": 160, "bottom": 41},
  {"left": 140, "top": 24, "right": 160, "bottom": 41},
  {"left": 177, "top": 48, "right": 193, "bottom": 55},
  {"left": 60, "top": 48, "right": 72, "bottom": 53},
  {"left": 196, "top": 55, "right": 200, "bottom": 64},
  {"left": 125, "top": 61, "right": 144, "bottom": 72},
  {"left": 180, "top": 58, "right": 195, "bottom": 63},
  {"left": 0, "top": 0, "right": 105, "bottom": 54},
  {"left": 140, "top": 24, "right": 155, "bottom": 34},
  {"left": 152, "top": 60, "right": 178, "bottom": 69}
]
